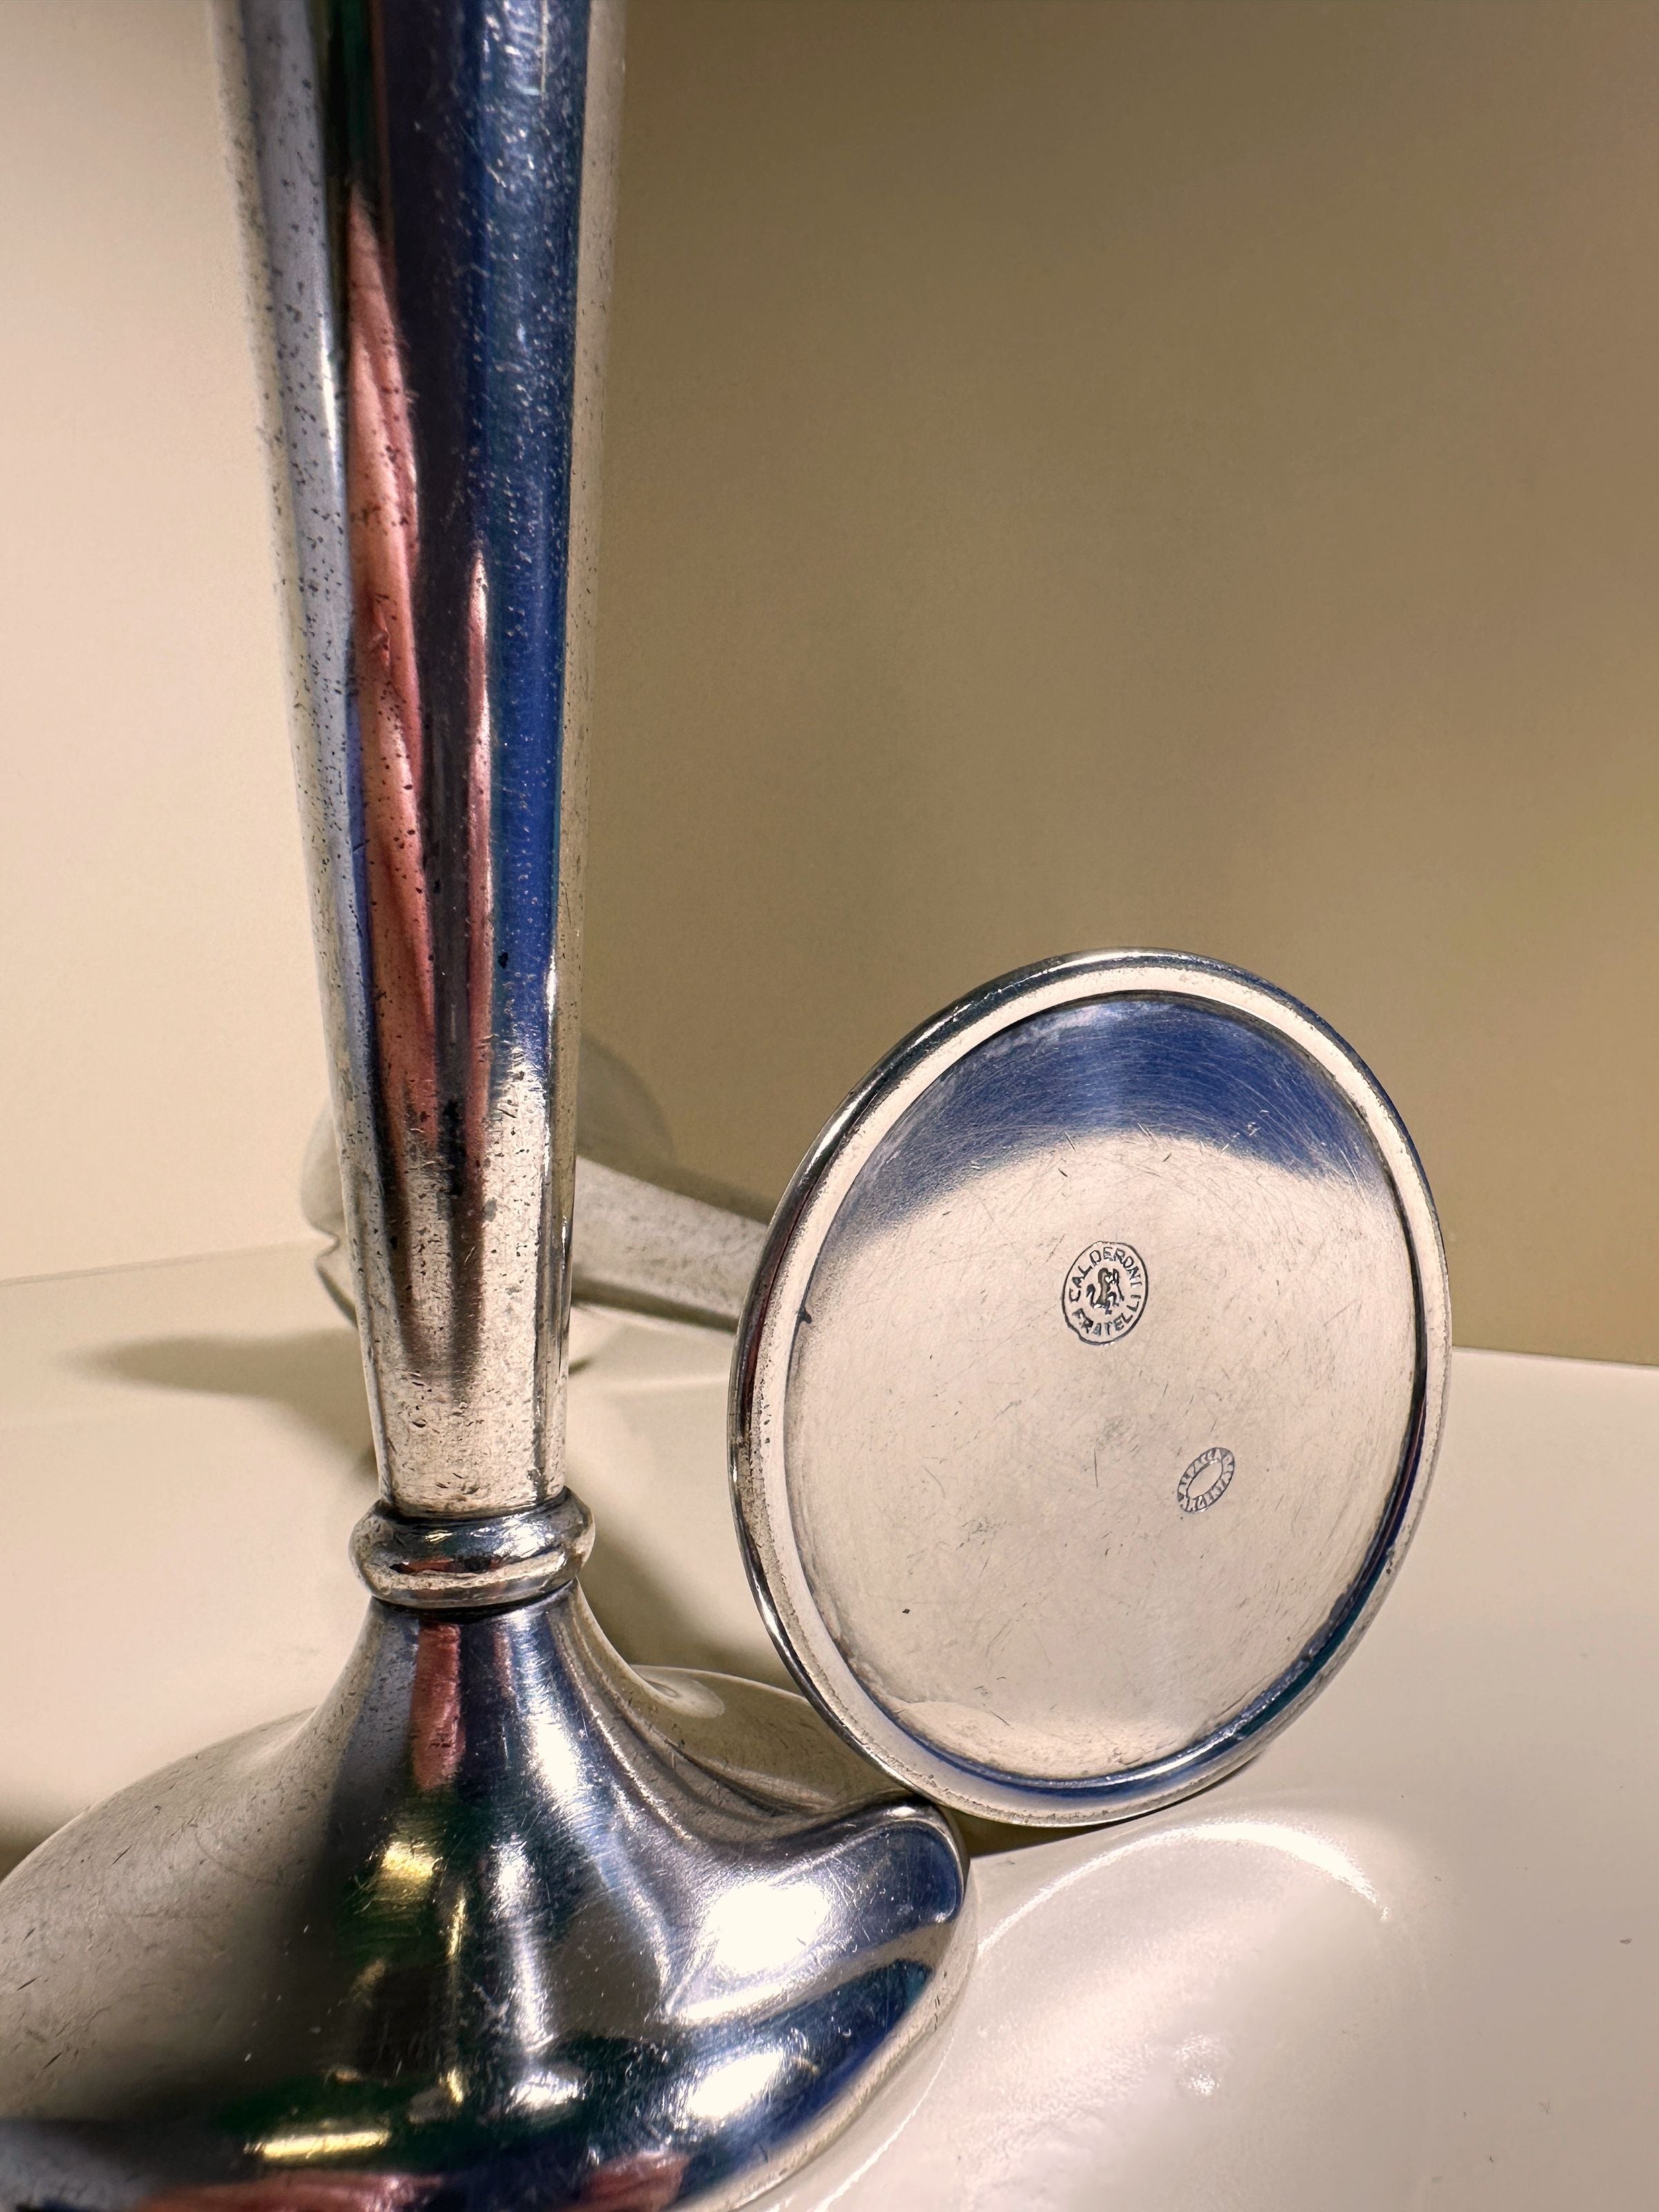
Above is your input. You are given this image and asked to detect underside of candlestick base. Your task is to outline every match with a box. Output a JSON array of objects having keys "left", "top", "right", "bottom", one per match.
[{"left": 0, "top": 1573, "right": 971, "bottom": 2212}]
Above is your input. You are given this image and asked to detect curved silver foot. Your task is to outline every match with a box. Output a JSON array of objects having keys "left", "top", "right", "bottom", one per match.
[{"left": 0, "top": 1562, "right": 970, "bottom": 2209}]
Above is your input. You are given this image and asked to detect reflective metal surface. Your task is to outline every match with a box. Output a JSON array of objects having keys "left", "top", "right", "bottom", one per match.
[
  {"left": 301, "top": 1042, "right": 772, "bottom": 1336},
  {"left": 241, "top": 0, "right": 617, "bottom": 1523},
  {"left": 0, "top": 1590, "right": 968, "bottom": 2211},
  {"left": 569, "top": 1159, "right": 770, "bottom": 1335},
  {"left": 0, "top": 6, "right": 973, "bottom": 2206},
  {"left": 299, "top": 1030, "right": 679, "bottom": 1317},
  {"left": 734, "top": 951, "right": 1450, "bottom": 1825}
]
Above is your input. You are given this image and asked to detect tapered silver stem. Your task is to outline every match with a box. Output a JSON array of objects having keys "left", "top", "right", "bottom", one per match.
[
  {"left": 0, "top": 13, "right": 975, "bottom": 2195},
  {"left": 238, "top": 0, "right": 623, "bottom": 1520}
]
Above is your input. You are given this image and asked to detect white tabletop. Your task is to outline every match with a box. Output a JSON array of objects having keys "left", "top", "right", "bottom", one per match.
[{"left": 1, "top": 1245, "right": 1653, "bottom": 2208}]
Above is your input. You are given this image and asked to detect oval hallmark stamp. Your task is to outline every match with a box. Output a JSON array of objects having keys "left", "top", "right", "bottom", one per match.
[
  {"left": 1062, "top": 1240, "right": 1148, "bottom": 1344},
  {"left": 1177, "top": 1446, "right": 1235, "bottom": 1515}
]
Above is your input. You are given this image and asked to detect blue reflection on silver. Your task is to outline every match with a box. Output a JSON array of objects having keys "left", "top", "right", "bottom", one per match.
[{"left": 844, "top": 995, "right": 1389, "bottom": 1239}]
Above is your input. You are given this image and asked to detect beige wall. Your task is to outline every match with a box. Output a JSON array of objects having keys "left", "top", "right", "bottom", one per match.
[
  {"left": 0, "top": 0, "right": 325, "bottom": 1277},
  {"left": 4, "top": 1, "right": 1659, "bottom": 1362}
]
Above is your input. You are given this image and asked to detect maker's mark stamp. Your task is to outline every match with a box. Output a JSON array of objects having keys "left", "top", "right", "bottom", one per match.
[
  {"left": 1062, "top": 1240, "right": 1147, "bottom": 1344},
  {"left": 1177, "top": 1446, "right": 1235, "bottom": 1515}
]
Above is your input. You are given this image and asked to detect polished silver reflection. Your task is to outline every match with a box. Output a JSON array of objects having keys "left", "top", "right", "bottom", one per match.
[
  {"left": 302, "top": 1039, "right": 771, "bottom": 1335},
  {"left": 250, "top": 0, "right": 614, "bottom": 1523},
  {"left": 734, "top": 953, "right": 1450, "bottom": 1826},
  {"left": 0, "top": 1594, "right": 967, "bottom": 2210},
  {"left": 0, "top": 1, "right": 971, "bottom": 2204}
]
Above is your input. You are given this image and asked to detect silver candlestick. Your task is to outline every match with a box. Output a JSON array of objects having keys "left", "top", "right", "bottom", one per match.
[{"left": 0, "top": 4, "right": 970, "bottom": 2206}]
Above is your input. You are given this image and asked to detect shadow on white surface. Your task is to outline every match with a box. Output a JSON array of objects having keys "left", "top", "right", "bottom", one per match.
[{"left": 79, "top": 1329, "right": 377, "bottom": 1465}]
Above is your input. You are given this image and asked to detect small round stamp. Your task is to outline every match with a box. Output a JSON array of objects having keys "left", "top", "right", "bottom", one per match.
[
  {"left": 1177, "top": 1446, "right": 1235, "bottom": 1515},
  {"left": 1062, "top": 1240, "right": 1148, "bottom": 1344}
]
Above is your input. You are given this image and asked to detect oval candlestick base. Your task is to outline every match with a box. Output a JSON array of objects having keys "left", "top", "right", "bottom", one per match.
[{"left": 0, "top": 1568, "right": 971, "bottom": 2212}]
